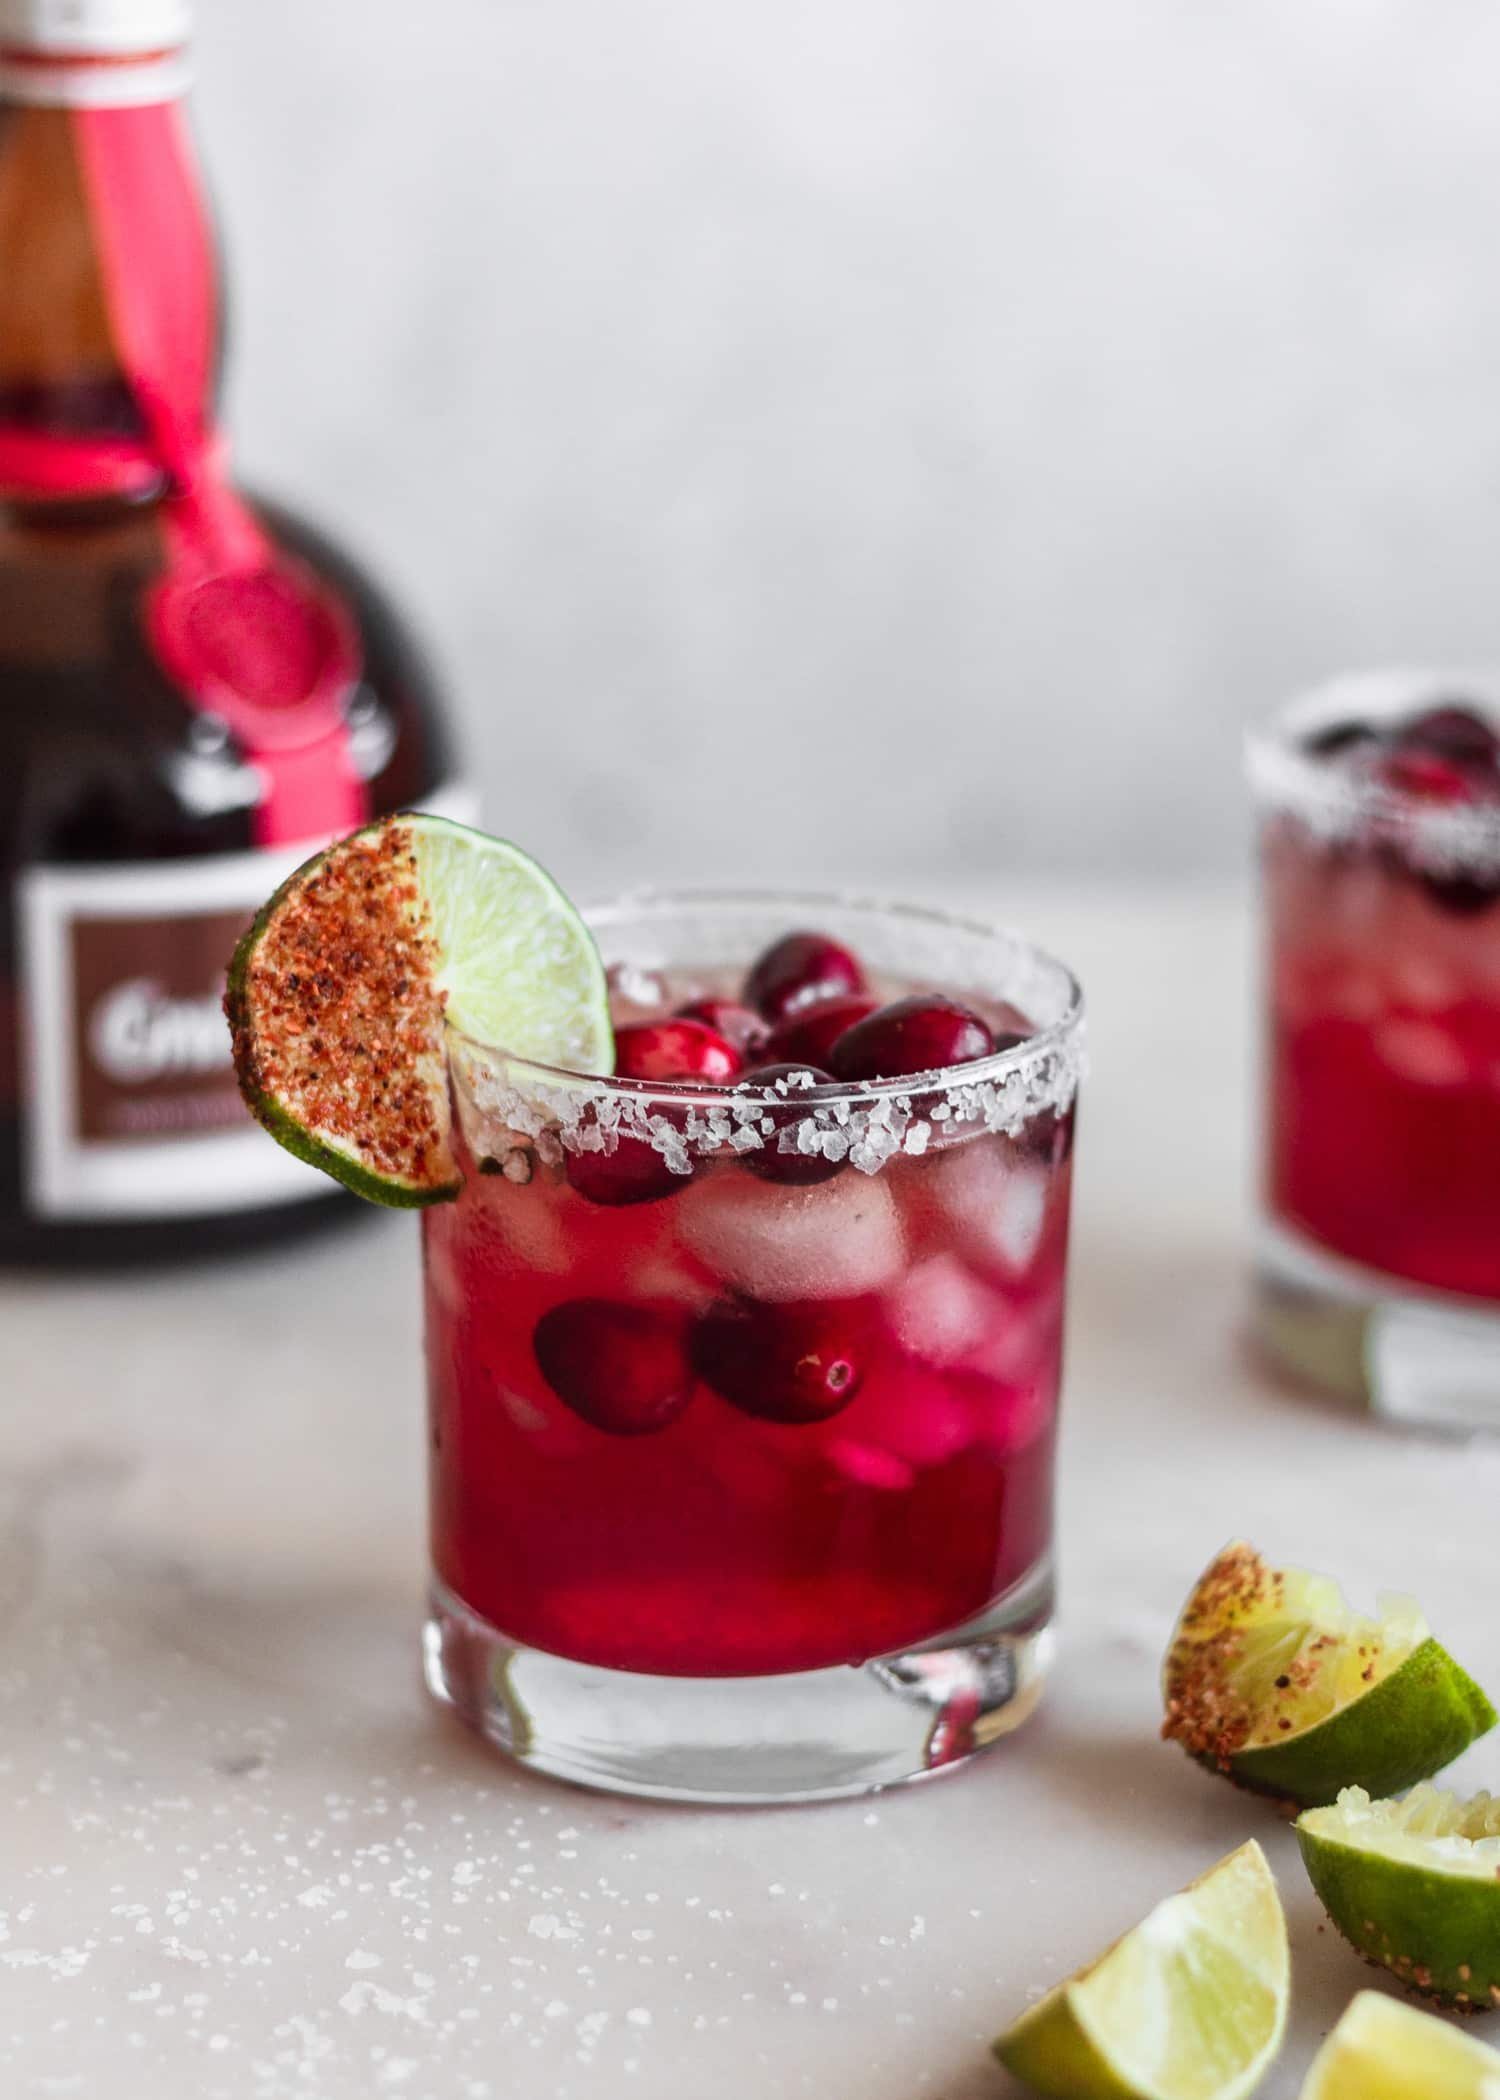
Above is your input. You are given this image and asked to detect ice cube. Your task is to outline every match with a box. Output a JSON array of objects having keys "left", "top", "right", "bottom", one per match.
[
  {"left": 424, "top": 1226, "right": 465, "bottom": 1315},
  {"left": 984, "top": 1374, "right": 1055, "bottom": 1457},
  {"left": 964, "top": 1293, "right": 1059, "bottom": 1388},
  {"left": 827, "top": 1439, "right": 915, "bottom": 1492},
  {"left": 475, "top": 1182, "right": 570, "bottom": 1275},
  {"left": 850, "top": 1365, "right": 981, "bottom": 1468},
  {"left": 1323, "top": 965, "right": 1384, "bottom": 1024},
  {"left": 1389, "top": 951, "right": 1460, "bottom": 1015},
  {"left": 885, "top": 1255, "right": 996, "bottom": 1367},
  {"left": 674, "top": 1169, "right": 904, "bottom": 1302},
  {"left": 921, "top": 1139, "right": 1051, "bottom": 1280},
  {"left": 606, "top": 961, "right": 670, "bottom": 1019},
  {"left": 1375, "top": 1017, "right": 1470, "bottom": 1088}
]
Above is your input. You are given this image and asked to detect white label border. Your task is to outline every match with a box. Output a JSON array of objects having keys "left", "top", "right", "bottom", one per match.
[{"left": 17, "top": 783, "right": 477, "bottom": 1221}]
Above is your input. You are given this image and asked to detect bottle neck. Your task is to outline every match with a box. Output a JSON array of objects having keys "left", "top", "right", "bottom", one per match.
[
  {"left": 0, "top": 21, "right": 373, "bottom": 848},
  {"left": 0, "top": 50, "right": 218, "bottom": 512}
]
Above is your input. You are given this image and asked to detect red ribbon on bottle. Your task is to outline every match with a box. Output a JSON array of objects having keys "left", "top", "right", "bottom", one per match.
[{"left": 0, "top": 87, "right": 367, "bottom": 846}]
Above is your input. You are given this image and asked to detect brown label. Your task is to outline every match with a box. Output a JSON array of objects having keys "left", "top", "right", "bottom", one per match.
[{"left": 71, "top": 908, "right": 249, "bottom": 1143}]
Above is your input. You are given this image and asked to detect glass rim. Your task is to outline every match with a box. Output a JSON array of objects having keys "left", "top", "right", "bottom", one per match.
[
  {"left": 1246, "top": 667, "right": 1500, "bottom": 871},
  {"left": 449, "top": 885, "right": 1086, "bottom": 1111},
  {"left": 1243, "top": 663, "right": 1495, "bottom": 844}
]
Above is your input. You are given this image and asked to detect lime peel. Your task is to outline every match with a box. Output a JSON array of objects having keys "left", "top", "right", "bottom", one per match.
[
  {"left": 994, "top": 1839, "right": 1289, "bottom": 2100},
  {"left": 1298, "top": 1785, "right": 1500, "bottom": 2011},
  {"left": 1162, "top": 1542, "right": 1495, "bottom": 1808}
]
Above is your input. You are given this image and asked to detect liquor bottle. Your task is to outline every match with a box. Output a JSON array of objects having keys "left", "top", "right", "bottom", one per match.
[{"left": 0, "top": 0, "right": 465, "bottom": 1263}]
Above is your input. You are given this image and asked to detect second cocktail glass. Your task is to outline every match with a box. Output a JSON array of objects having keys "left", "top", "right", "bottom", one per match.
[{"left": 1251, "top": 671, "right": 1500, "bottom": 1429}]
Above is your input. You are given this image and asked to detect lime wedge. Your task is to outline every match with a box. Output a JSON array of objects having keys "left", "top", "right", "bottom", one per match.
[
  {"left": 1162, "top": 1543, "right": 1495, "bottom": 1809},
  {"left": 1300, "top": 1989, "right": 1500, "bottom": 2098},
  {"left": 993, "top": 1840, "right": 1288, "bottom": 2100},
  {"left": 226, "top": 814, "right": 611, "bottom": 1207},
  {"left": 1297, "top": 1785, "right": 1500, "bottom": 2011}
]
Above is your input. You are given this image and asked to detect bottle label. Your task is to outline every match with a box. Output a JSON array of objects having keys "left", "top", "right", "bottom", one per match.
[{"left": 16, "top": 785, "right": 476, "bottom": 1221}]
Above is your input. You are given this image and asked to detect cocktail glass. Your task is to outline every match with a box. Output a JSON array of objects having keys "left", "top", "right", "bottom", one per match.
[
  {"left": 1250, "top": 671, "right": 1500, "bottom": 1429},
  {"left": 422, "top": 891, "right": 1083, "bottom": 1802}
]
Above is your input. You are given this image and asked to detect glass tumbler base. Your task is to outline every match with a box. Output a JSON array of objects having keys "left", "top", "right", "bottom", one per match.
[
  {"left": 422, "top": 1560, "right": 1054, "bottom": 1805},
  {"left": 1255, "top": 1217, "right": 1500, "bottom": 1433}
]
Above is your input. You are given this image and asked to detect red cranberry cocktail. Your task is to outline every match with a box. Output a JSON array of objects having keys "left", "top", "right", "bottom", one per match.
[
  {"left": 1251, "top": 674, "right": 1500, "bottom": 1425},
  {"left": 423, "top": 894, "right": 1082, "bottom": 1801}
]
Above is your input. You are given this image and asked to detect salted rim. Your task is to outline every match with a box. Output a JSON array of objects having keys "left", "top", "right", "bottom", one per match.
[
  {"left": 1247, "top": 666, "right": 1500, "bottom": 876},
  {"left": 448, "top": 889, "right": 1086, "bottom": 1176}
]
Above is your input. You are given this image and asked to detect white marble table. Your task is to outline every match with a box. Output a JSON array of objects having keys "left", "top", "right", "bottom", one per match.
[{"left": 4, "top": 883, "right": 1498, "bottom": 2100}]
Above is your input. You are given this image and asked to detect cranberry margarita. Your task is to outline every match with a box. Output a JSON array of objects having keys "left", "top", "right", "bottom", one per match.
[
  {"left": 225, "top": 827, "right": 1081, "bottom": 1798},
  {"left": 1251, "top": 674, "right": 1500, "bottom": 1422},
  {"left": 427, "top": 895, "right": 1082, "bottom": 1797}
]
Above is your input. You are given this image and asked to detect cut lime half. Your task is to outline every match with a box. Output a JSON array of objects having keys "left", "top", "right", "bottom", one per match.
[
  {"left": 993, "top": 1840, "right": 1288, "bottom": 2100},
  {"left": 1300, "top": 1989, "right": 1500, "bottom": 2098},
  {"left": 1162, "top": 1542, "right": 1495, "bottom": 1808},
  {"left": 226, "top": 814, "right": 611, "bottom": 1206},
  {"left": 1298, "top": 1785, "right": 1500, "bottom": 2011}
]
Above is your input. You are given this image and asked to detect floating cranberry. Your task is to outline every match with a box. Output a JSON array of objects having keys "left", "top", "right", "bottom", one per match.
[
  {"left": 565, "top": 1136, "right": 685, "bottom": 1207},
  {"left": 1304, "top": 718, "right": 1378, "bottom": 761},
  {"left": 763, "top": 994, "right": 876, "bottom": 1068},
  {"left": 614, "top": 1018, "right": 742, "bottom": 1084},
  {"left": 1397, "top": 703, "right": 1500, "bottom": 770},
  {"left": 534, "top": 1298, "right": 694, "bottom": 1436},
  {"left": 692, "top": 1297, "right": 871, "bottom": 1424},
  {"left": 736, "top": 1061, "right": 842, "bottom": 1187},
  {"left": 1380, "top": 748, "right": 1476, "bottom": 804},
  {"left": 744, "top": 931, "right": 867, "bottom": 1024},
  {"left": 1421, "top": 870, "right": 1500, "bottom": 918},
  {"left": 830, "top": 996, "right": 995, "bottom": 1082},
  {"left": 675, "top": 997, "right": 769, "bottom": 1057}
]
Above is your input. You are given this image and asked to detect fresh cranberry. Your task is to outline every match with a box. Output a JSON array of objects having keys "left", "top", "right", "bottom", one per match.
[
  {"left": 614, "top": 1018, "right": 742, "bottom": 1084},
  {"left": 743, "top": 931, "right": 868, "bottom": 1024},
  {"left": 735, "top": 1061, "right": 842, "bottom": 1186},
  {"left": 565, "top": 1136, "right": 685, "bottom": 1207},
  {"left": 1421, "top": 870, "right": 1500, "bottom": 918},
  {"left": 830, "top": 996, "right": 995, "bottom": 1082},
  {"left": 533, "top": 1298, "right": 693, "bottom": 1436},
  {"left": 1380, "top": 747, "right": 1475, "bottom": 804},
  {"left": 1397, "top": 703, "right": 1500, "bottom": 770},
  {"left": 675, "top": 997, "right": 769, "bottom": 1057},
  {"left": 763, "top": 994, "right": 877, "bottom": 1068},
  {"left": 692, "top": 1297, "right": 871, "bottom": 1423},
  {"left": 1304, "top": 718, "right": 1378, "bottom": 761}
]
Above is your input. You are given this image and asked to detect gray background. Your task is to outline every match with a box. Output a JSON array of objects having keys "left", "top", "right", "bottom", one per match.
[{"left": 197, "top": 0, "right": 1500, "bottom": 894}]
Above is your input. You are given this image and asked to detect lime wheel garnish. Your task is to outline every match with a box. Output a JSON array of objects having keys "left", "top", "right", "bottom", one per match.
[
  {"left": 1162, "top": 1542, "right": 1495, "bottom": 1809},
  {"left": 226, "top": 814, "right": 611, "bottom": 1207}
]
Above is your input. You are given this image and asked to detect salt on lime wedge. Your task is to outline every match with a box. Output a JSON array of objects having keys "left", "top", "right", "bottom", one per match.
[
  {"left": 1297, "top": 1785, "right": 1500, "bottom": 2011},
  {"left": 1300, "top": 1989, "right": 1500, "bottom": 2098},
  {"left": 993, "top": 1840, "right": 1288, "bottom": 2100},
  {"left": 1162, "top": 1542, "right": 1495, "bottom": 1809},
  {"left": 226, "top": 814, "right": 611, "bottom": 1207}
]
